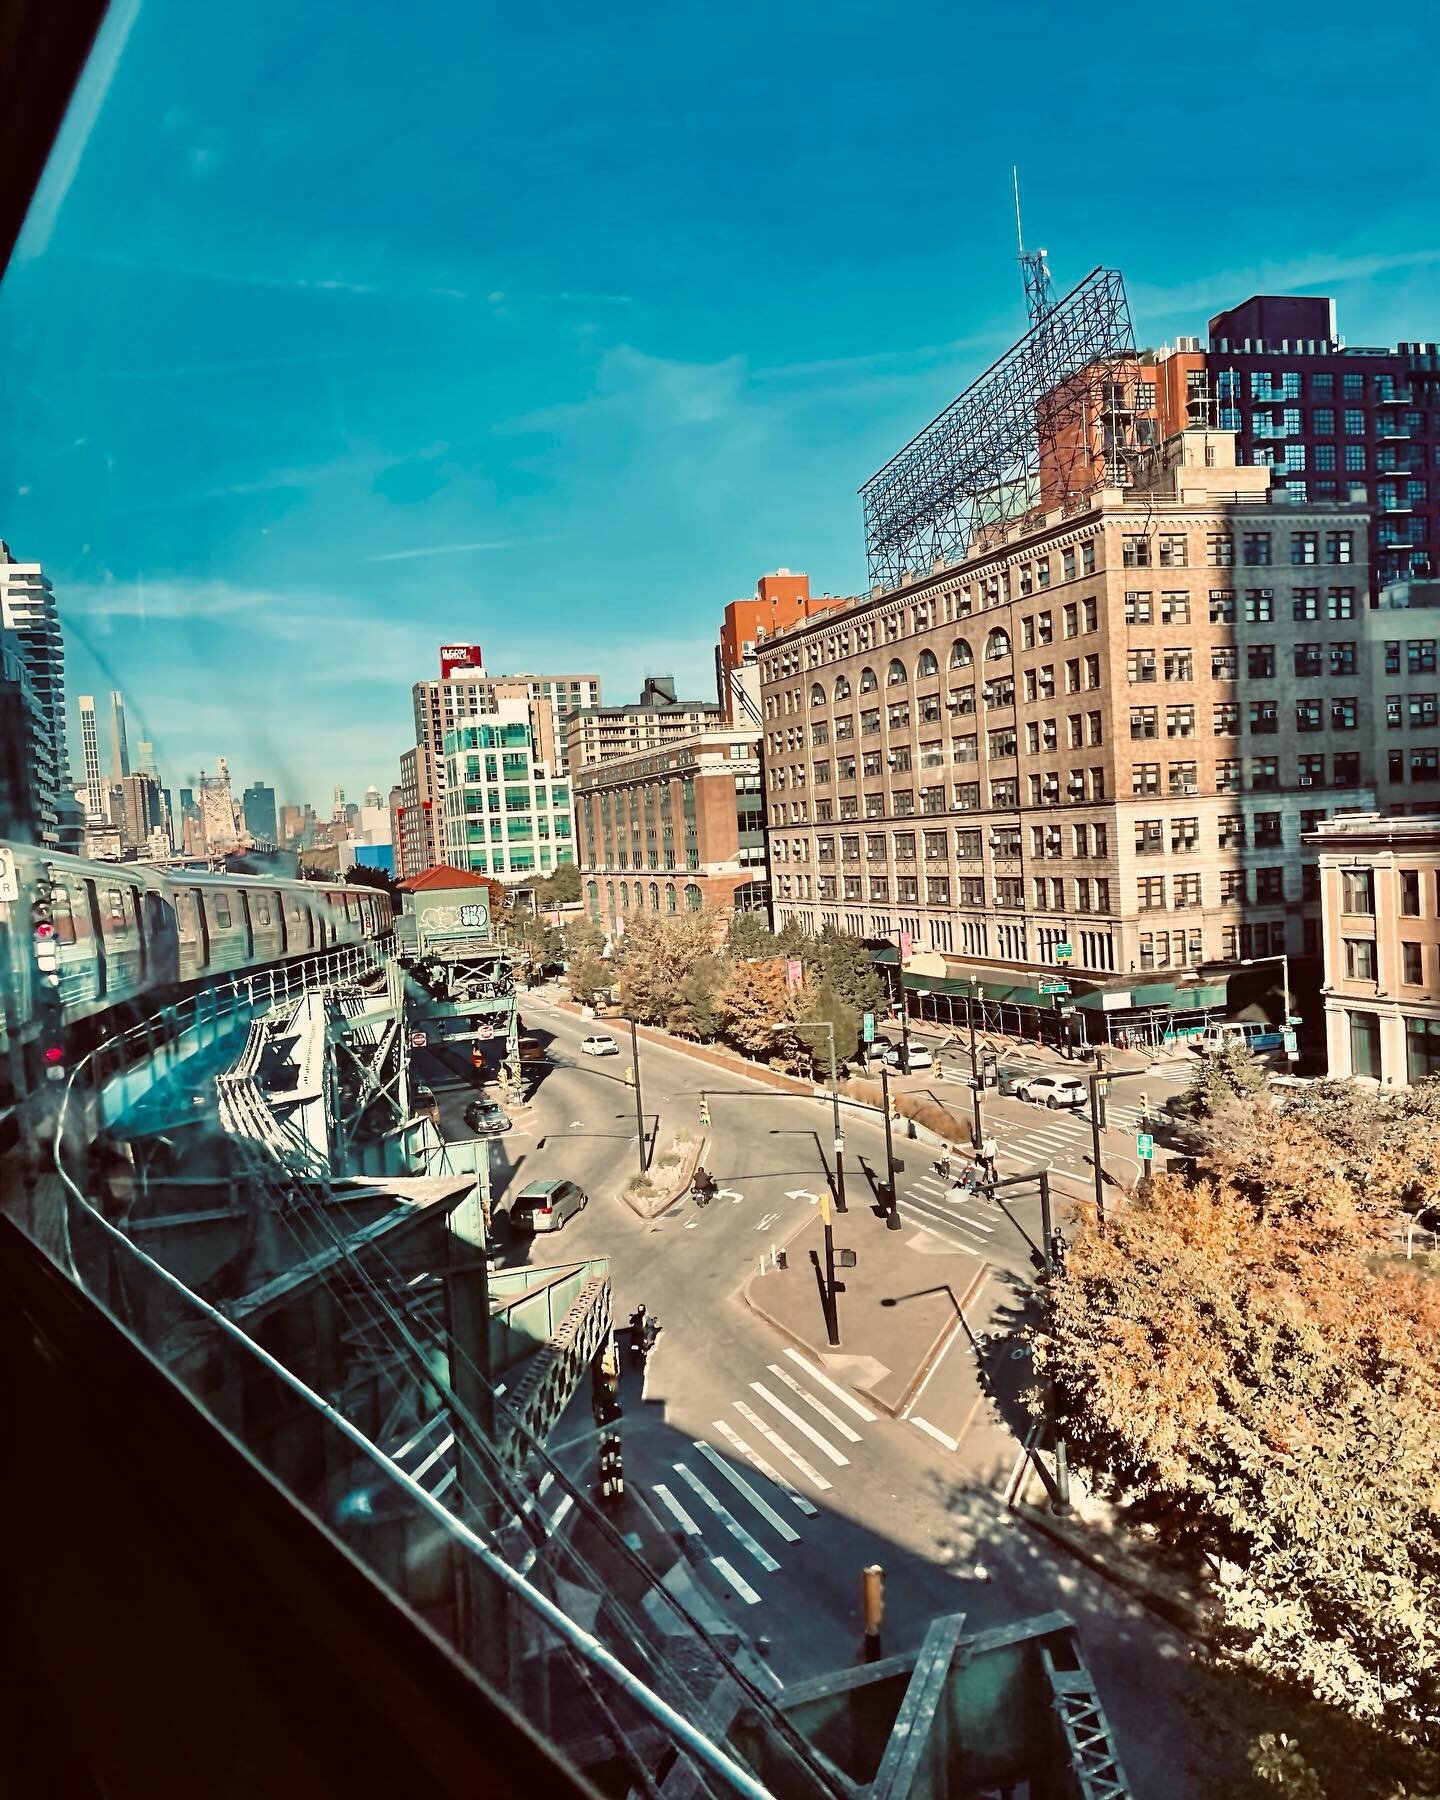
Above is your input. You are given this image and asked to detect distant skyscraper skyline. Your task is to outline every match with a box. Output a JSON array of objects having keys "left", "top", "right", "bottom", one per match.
[
  {"left": 109, "top": 690, "right": 130, "bottom": 785},
  {"left": 78, "top": 695, "right": 104, "bottom": 821},
  {"left": 0, "top": 541, "right": 69, "bottom": 847}
]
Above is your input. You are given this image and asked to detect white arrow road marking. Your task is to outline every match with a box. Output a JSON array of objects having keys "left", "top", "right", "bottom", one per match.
[
  {"left": 675, "top": 1464, "right": 781, "bottom": 1571},
  {"left": 749, "top": 1383, "right": 850, "bottom": 1466},
  {"left": 781, "top": 1348, "right": 878, "bottom": 1422},
  {"left": 784, "top": 1189, "right": 817, "bottom": 1202},
  {"left": 733, "top": 1401, "right": 833, "bottom": 1492},
  {"left": 714, "top": 1420, "right": 818, "bottom": 1516},
  {"left": 711, "top": 1556, "right": 762, "bottom": 1605},
  {"left": 684, "top": 1218, "right": 700, "bottom": 1231},
  {"left": 693, "top": 1442, "right": 800, "bottom": 1543},
  {"left": 653, "top": 1483, "right": 701, "bottom": 1536},
  {"left": 570, "top": 1121, "right": 584, "bottom": 1129},
  {"left": 767, "top": 1365, "right": 862, "bottom": 1442},
  {"left": 717, "top": 1188, "right": 744, "bottom": 1203}
]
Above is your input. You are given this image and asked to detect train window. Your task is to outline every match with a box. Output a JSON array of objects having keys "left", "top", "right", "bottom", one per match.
[
  {"left": 49, "top": 881, "right": 77, "bottom": 946},
  {"left": 254, "top": 894, "right": 272, "bottom": 927},
  {"left": 176, "top": 892, "right": 198, "bottom": 943},
  {"left": 106, "top": 888, "right": 127, "bottom": 928},
  {"left": 213, "top": 895, "right": 233, "bottom": 929}
]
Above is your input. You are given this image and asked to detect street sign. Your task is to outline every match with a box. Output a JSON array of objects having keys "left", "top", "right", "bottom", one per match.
[
  {"left": 1136, "top": 1132, "right": 1155, "bottom": 1160},
  {"left": 1282, "top": 1028, "right": 1298, "bottom": 1055},
  {"left": 475, "top": 1022, "right": 494, "bottom": 1041},
  {"left": 1039, "top": 980, "right": 1070, "bottom": 995},
  {"left": 1054, "top": 943, "right": 1073, "bottom": 963},
  {"left": 862, "top": 1011, "right": 876, "bottom": 1044},
  {"left": 785, "top": 958, "right": 803, "bottom": 994},
  {"left": 0, "top": 847, "right": 16, "bottom": 903},
  {"left": 409, "top": 1029, "right": 427, "bottom": 1049}
]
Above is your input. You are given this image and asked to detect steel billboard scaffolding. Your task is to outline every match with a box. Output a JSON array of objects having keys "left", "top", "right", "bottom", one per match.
[{"left": 859, "top": 266, "right": 1138, "bottom": 588}]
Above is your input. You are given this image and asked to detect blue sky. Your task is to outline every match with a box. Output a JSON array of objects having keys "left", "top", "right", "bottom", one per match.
[{"left": 2, "top": 0, "right": 1436, "bottom": 811}]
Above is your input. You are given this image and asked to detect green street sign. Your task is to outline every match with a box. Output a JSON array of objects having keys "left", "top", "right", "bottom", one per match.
[
  {"left": 1136, "top": 1132, "right": 1155, "bottom": 1160},
  {"left": 862, "top": 1011, "right": 876, "bottom": 1044},
  {"left": 1054, "top": 943, "right": 1073, "bottom": 962},
  {"left": 1039, "top": 980, "right": 1070, "bottom": 995},
  {"left": 1282, "top": 1028, "right": 1298, "bottom": 1055}
]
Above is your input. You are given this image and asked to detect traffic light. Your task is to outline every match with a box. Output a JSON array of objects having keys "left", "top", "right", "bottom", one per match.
[
  {"left": 699, "top": 1097, "right": 711, "bottom": 1128},
  {"left": 598, "top": 1430, "right": 624, "bottom": 1502},
  {"left": 888, "top": 1092, "right": 899, "bottom": 1121},
  {"left": 1139, "top": 1090, "right": 1149, "bottom": 1121}
]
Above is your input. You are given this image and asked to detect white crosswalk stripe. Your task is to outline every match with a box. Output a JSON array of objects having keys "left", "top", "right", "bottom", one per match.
[
  {"left": 782, "top": 1348, "right": 877, "bottom": 1422},
  {"left": 714, "top": 1419, "right": 819, "bottom": 1515},
  {"left": 712, "top": 1556, "right": 762, "bottom": 1604},
  {"left": 767, "top": 1365, "right": 862, "bottom": 1442},
  {"left": 901, "top": 1190, "right": 992, "bottom": 1240},
  {"left": 749, "top": 1383, "right": 850, "bottom": 1466},
  {"left": 733, "top": 1399, "right": 834, "bottom": 1491},
  {"left": 653, "top": 1482, "right": 701, "bottom": 1536},
  {"left": 694, "top": 1441, "right": 801, "bottom": 1542},
  {"left": 897, "top": 1203, "right": 982, "bottom": 1253},
  {"left": 675, "top": 1463, "right": 781, "bottom": 1571}
]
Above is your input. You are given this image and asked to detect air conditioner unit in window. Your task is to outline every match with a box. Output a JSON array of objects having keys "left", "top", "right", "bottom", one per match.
[
  {"left": 1299, "top": 775, "right": 1314, "bottom": 786},
  {"left": 1177, "top": 782, "right": 1199, "bottom": 795}
]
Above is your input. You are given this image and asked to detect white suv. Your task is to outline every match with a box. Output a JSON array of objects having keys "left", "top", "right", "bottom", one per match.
[{"left": 1015, "top": 1073, "right": 1087, "bottom": 1110}]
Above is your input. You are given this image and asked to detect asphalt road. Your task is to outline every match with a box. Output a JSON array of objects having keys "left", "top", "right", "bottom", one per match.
[{"left": 417, "top": 1002, "right": 1200, "bottom": 1797}]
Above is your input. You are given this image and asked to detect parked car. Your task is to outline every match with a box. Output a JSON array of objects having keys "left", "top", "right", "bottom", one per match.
[
  {"left": 1015, "top": 1073, "right": 1087, "bottom": 1110},
  {"left": 413, "top": 1085, "right": 440, "bottom": 1128},
  {"left": 517, "top": 1035, "right": 544, "bottom": 1063},
  {"left": 580, "top": 1032, "right": 621, "bottom": 1057},
  {"left": 882, "top": 1043, "right": 933, "bottom": 1072},
  {"left": 463, "top": 1097, "right": 511, "bottom": 1135},
  {"left": 863, "top": 1036, "right": 896, "bottom": 1062},
  {"left": 510, "top": 1178, "right": 589, "bottom": 1233}
]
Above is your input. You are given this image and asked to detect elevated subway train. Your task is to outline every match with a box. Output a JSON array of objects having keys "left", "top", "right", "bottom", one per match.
[{"left": 1, "top": 840, "right": 393, "bottom": 1057}]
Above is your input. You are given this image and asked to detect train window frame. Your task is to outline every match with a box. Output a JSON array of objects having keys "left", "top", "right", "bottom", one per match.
[
  {"left": 106, "top": 887, "right": 128, "bottom": 927},
  {"left": 254, "top": 893, "right": 272, "bottom": 927},
  {"left": 176, "top": 890, "right": 199, "bottom": 943},
  {"left": 213, "top": 894, "right": 233, "bottom": 930}
]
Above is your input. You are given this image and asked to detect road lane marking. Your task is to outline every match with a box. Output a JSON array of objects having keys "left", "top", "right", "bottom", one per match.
[
  {"left": 675, "top": 1464, "right": 781, "bottom": 1571},
  {"left": 653, "top": 1483, "right": 702, "bottom": 1535},
  {"left": 897, "top": 1204, "right": 981, "bottom": 1254},
  {"left": 784, "top": 1189, "right": 817, "bottom": 1201},
  {"left": 767, "top": 1365, "right": 861, "bottom": 1442},
  {"left": 711, "top": 1556, "right": 762, "bottom": 1604},
  {"left": 749, "top": 1383, "right": 850, "bottom": 1466},
  {"left": 733, "top": 1402, "right": 833, "bottom": 1492},
  {"left": 755, "top": 1211, "right": 780, "bottom": 1232},
  {"left": 902, "top": 1193, "right": 991, "bottom": 1241},
  {"left": 694, "top": 1442, "right": 801, "bottom": 1542},
  {"left": 909, "top": 1416, "right": 960, "bottom": 1451},
  {"left": 782, "top": 1348, "right": 878, "bottom": 1422},
  {"left": 547, "top": 1494, "right": 575, "bottom": 1535},
  {"left": 714, "top": 1419, "right": 819, "bottom": 1515}
]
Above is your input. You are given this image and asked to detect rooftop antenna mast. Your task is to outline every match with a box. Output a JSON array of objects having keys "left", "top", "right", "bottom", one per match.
[{"left": 1013, "top": 166, "right": 1055, "bottom": 328}]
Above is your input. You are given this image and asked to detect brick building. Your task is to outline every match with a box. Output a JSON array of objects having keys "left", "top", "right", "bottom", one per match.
[
  {"left": 1311, "top": 813, "right": 1440, "bottom": 1086},
  {"left": 1207, "top": 296, "right": 1438, "bottom": 594},
  {"left": 573, "top": 726, "right": 764, "bottom": 930},
  {"left": 760, "top": 426, "right": 1376, "bottom": 1043}
]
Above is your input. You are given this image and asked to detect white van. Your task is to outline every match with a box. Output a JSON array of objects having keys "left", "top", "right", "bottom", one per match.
[{"left": 1198, "top": 1020, "right": 1282, "bottom": 1054}]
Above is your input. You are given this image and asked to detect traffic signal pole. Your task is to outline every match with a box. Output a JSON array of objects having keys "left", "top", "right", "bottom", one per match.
[
  {"left": 879, "top": 1061, "right": 902, "bottom": 1229},
  {"left": 629, "top": 1018, "right": 647, "bottom": 1174}
]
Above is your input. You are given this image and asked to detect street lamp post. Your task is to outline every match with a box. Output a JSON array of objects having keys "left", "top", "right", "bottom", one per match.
[
  {"left": 782, "top": 1018, "right": 847, "bottom": 1215},
  {"left": 991, "top": 1167, "right": 1071, "bottom": 1517},
  {"left": 628, "top": 1018, "right": 647, "bottom": 1175}
]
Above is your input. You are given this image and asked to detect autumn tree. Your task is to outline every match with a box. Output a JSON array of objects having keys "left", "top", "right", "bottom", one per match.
[
  {"left": 614, "top": 912, "right": 718, "bottom": 1029},
  {"left": 566, "top": 952, "right": 610, "bottom": 1006},
  {"left": 1172, "top": 1039, "right": 1269, "bottom": 1123},
  {"left": 717, "top": 957, "right": 802, "bottom": 1061},
  {"left": 725, "top": 910, "right": 779, "bottom": 960},
  {"left": 799, "top": 924, "right": 886, "bottom": 1018},
  {"left": 669, "top": 953, "right": 729, "bottom": 1041},
  {"left": 801, "top": 978, "right": 861, "bottom": 1068},
  {"left": 1039, "top": 1163, "right": 1440, "bottom": 1741}
]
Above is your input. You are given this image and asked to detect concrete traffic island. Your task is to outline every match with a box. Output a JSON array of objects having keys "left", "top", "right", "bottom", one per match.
[{"left": 741, "top": 1203, "right": 990, "bottom": 1417}]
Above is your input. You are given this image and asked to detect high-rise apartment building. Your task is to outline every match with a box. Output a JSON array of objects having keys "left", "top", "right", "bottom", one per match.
[
  {"left": 1355, "top": 580, "right": 1440, "bottom": 814},
  {"left": 399, "top": 646, "right": 599, "bottom": 871},
  {"left": 0, "top": 541, "right": 69, "bottom": 846},
  {"left": 565, "top": 676, "right": 722, "bottom": 770},
  {"left": 78, "top": 694, "right": 105, "bottom": 820},
  {"left": 0, "top": 624, "right": 45, "bottom": 842},
  {"left": 760, "top": 427, "right": 1376, "bottom": 1042},
  {"left": 242, "top": 781, "right": 278, "bottom": 846},
  {"left": 1206, "top": 296, "right": 1439, "bottom": 593},
  {"left": 117, "top": 772, "right": 161, "bottom": 850},
  {"left": 441, "top": 698, "right": 573, "bottom": 881}
]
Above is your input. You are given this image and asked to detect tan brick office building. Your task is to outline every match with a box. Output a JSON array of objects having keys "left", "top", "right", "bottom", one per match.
[{"left": 759, "top": 427, "right": 1376, "bottom": 1038}]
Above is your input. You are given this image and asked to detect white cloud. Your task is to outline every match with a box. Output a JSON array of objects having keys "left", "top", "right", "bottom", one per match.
[{"left": 364, "top": 540, "right": 525, "bottom": 563}]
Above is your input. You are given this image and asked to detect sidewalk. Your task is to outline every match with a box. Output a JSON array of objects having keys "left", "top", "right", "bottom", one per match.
[{"left": 741, "top": 1201, "right": 990, "bottom": 1419}]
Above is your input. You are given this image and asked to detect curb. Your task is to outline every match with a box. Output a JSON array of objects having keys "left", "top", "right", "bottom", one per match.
[
  {"left": 1009, "top": 1480, "right": 1213, "bottom": 1639},
  {"left": 891, "top": 1259, "right": 992, "bottom": 1417}
]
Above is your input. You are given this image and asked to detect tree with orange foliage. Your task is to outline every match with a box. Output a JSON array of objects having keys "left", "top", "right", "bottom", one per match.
[{"left": 1040, "top": 1152, "right": 1440, "bottom": 1741}]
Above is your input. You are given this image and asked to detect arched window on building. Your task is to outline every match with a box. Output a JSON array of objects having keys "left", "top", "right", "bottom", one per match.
[
  {"left": 810, "top": 681, "right": 826, "bottom": 706},
  {"left": 586, "top": 880, "right": 599, "bottom": 917},
  {"left": 859, "top": 666, "right": 878, "bottom": 692},
  {"left": 949, "top": 637, "right": 974, "bottom": 669},
  {"left": 684, "top": 884, "right": 702, "bottom": 911},
  {"left": 666, "top": 885, "right": 677, "bottom": 913},
  {"left": 887, "top": 657, "right": 908, "bottom": 686},
  {"left": 649, "top": 881, "right": 659, "bottom": 911},
  {"left": 985, "top": 626, "right": 1011, "bottom": 660},
  {"left": 916, "top": 648, "right": 939, "bottom": 677},
  {"left": 834, "top": 674, "right": 851, "bottom": 701}
]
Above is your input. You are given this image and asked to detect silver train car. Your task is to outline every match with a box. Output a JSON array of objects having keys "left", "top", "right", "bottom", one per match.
[{"left": 1, "top": 840, "right": 392, "bottom": 1054}]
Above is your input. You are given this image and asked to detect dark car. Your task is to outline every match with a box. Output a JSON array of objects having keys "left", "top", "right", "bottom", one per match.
[
  {"left": 510, "top": 1178, "right": 588, "bottom": 1234},
  {"left": 463, "top": 1097, "right": 511, "bottom": 1135}
]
